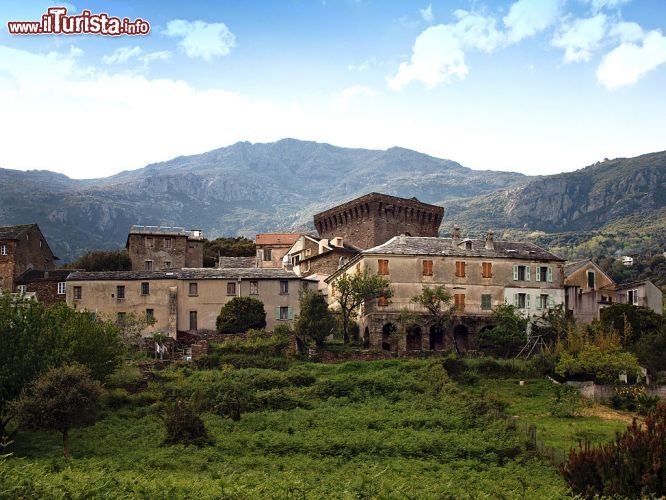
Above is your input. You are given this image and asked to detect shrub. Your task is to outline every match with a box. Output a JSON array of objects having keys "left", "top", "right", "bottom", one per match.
[
  {"left": 550, "top": 384, "right": 582, "bottom": 418},
  {"left": 295, "top": 288, "right": 335, "bottom": 347},
  {"left": 216, "top": 297, "right": 267, "bottom": 334},
  {"left": 611, "top": 385, "right": 659, "bottom": 416},
  {"left": 161, "top": 400, "right": 211, "bottom": 446},
  {"left": 562, "top": 402, "right": 666, "bottom": 497}
]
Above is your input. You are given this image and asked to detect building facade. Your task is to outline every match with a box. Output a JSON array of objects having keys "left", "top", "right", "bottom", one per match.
[
  {"left": 0, "top": 224, "right": 57, "bottom": 293},
  {"left": 564, "top": 260, "right": 616, "bottom": 324},
  {"left": 616, "top": 280, "right": 663, "bottom": 315},
  {"left": 313, "top": 192, "right": 444, "bottom": 250},
  {"left": 66, "top": 268, "right": 316, "bottom": 337},
  {"left": 126, "top": 226, "right": 204, "bottom": 271},
  {"left": 255, "top": 233, "right": 300, "bottom": 268},
  {"left": 326, "top": 232, "right": 565, "bottom": 352},
  {"left": 14, "top": 269, "right": 77, "bottom": 306}
]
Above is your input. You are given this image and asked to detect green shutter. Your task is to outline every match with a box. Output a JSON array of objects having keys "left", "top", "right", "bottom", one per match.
[
  {"left": 513, "top": 265, "right": 518, "bottom": 281},
  {"left": 275, "top": 307, "right": 280, "bottom": 320},
  {"left": 525, "top": 266, "right": 531, "bottom": 281},
  {"left": 547, "top": 267, "right": 553, "bottom": 283},
  {"left": 288, "top": 307, "right": 294, "bottom": 320},
  {"left": 548, "top": 295, "right": 555, "bottom": 308},
  {"left": 535, "top": 267, "right": 541, "bottom": 282},
  {"left": 536, "top": 295, "right": 541, "bottom": 309},
  {"left": 526, "top": 294, "right": 531, "bottom": 309},
  {"left": 513, "top": 293, "right": 519, "bottom": 306}
]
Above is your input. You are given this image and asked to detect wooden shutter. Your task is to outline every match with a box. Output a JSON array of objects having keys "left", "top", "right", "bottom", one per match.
[
  {"left": 482, "top": 262, "right": 492, "bottom": 278},
  {"left": 525, "top": 266, "right": 531, "bottom": 281},
  {"left": 455, "top": 261, "right": 466, "bottom": 277},
  {"left": 526, "top": 294, "right": 531, "bottom": 309},
  {"left": 513, "top": 293, "right": 519, "bottom": 306},
  {"left": 513, "top": 265, "right": 518, "bottom": 281},
  {"left": 548, "top": 295, "right": 555, "bottom": 308},
  {"left": 288, "top": 307, "right": 294, "bottom": 320},
  {"left": 536, "top": 267, "right": 541, "bottom": 282},
  {"left": 275, "top": 307, "right": 280, "bottom": 320},
  {"left": 547, "top": 267, "right": 553, "bottom": 283},
  {"left": 422, "top": 260, "right": 433, "bottom": 276},
  {"left": 378, "top": 259, "right": 389, "bottom": 275}
]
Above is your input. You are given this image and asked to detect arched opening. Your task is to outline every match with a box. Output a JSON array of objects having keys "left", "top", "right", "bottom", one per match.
[
  {"left": 453, "top": 324, "right": 470, "bottom": 352},
  {"left": 363, "top": 327, "right": 370, "bottom": 349},
  {"left": 382, "top": 323, "right": 395, "bottom": 351},
  {"left": 429, "top": 325, "right": 444, "bottom": 350},
  {"left": 406, "top": 325, "right": 422, "bottom": 351}
]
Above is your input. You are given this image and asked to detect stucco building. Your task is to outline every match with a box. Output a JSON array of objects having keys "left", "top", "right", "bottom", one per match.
[
  {"left": 126, "top": 225, "right": 204, "bottom": 271},
  {"left": 326, "top": 229, "right": 565, "bottom": 352},
  {"left": 255, "top": 233, "right": 300, "bottom": 268},
  {"left": 0, "top": 223, "right": 57, "bottom": 293},
  {"left": 313, "top": 192, "right": 444, "bottom": 250},
  {"left": 66, "top": 268, "right": 316, "bottom": 338},
  {"left": 564, "top": 260, "right": 617, "bottom": 323},
  {"left": 616, "top": 279, "right": 663, "bottom": 315}
]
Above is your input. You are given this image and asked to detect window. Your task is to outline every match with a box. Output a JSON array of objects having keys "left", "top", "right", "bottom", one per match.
[
  {"left": 227, "top": 282, "right": 236, "bottom": 295},
  {"left": 514, "top": 293, "right": 529, "bottom": 309},
  {"left": 481, "top": 294, "right": 492, "bottom": 310},
  {"left": 536, "top": 266, "right": 552, "bottom": 282},
  {"left": 189, "top": 282, "right": 198, "bottom": 296},
  {"left": 455, "top": 261, "right": 466, "bottom": 278},
  {"left": 57, "top": 282, "right": 66, "bottom": 295},
  {"left": 454, "top": 293, "right": 465, "bottom": 312},
  {"left": 164, "top": 238, "right": 172, "bottom": 249},
  {"left": 17, "top": 285, "right": 27, "bottom": 294},
  {"left": 377, "top": 295, "right": 389, "bottom": 307},
  {"left": 73, "top": 286, "right": 82, "bottom": 300},
  {"left": 513, "top": 265, "right": 531, "bottom": 281},
  {"left": 117, "top": 312, "right": 126, "bottom": 325},
  {"left": 250, "top": 281, "right": 259, "bottom": 295},
  {"left": 280, "top": 280, "right": 289, "bottom": 294},
  {"left": 263, "top": 248, "right": 272, "bottom": 261},
  {"left": 116, "top": 285, "right": 125, "bottom": 299},
  {"left": 0, "top": 244, "right": 7, "bottom": 255},
  {"left": 537, "top": 294, "right": 552, "bottom": 309},
  {"left": 422, "top": 260, "right": 433, "bottom": 276},
  {"left": 482, "top": 262, "right": 492, "bottom": 278},
  {"left": 189, "top": 311, "right": 197, "bottom": 331},
  {"left": 145, "top": 237, "right": 154, "bottom": 249},
  {"left": 305, "top": 249, "right": 312, "bottom": 257},
  {"left": 141, "top": 282, "right": 150, "bottom": 295},
  {"left": 279, "top": 306, "right": 290, "bottom": 320},
  {"left": 378, "top": 259, "right": 389, "bottom": 275},
  {"left": 144, "top": 260, "right": 153, "bottom": 271},
  {"left": 627, "top": 289, "right": 639, "bottom": 305},
  {"left": 587, "top": 271, "right": 596, "bottom": 289},
  {"left": 164, "top": 261, "right": 171, "bottom": 269}
]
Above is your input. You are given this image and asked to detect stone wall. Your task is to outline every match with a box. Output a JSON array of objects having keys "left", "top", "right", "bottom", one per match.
[
  {"left": 128, "top": 233, "right": 203, "bottom": 271},
  {"left": 576, "top": 381, "right": 666, "bottom": 401}
]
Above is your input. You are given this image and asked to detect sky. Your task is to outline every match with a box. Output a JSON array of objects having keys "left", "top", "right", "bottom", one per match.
[{"left": 0, "top": 0, "right": 665, "bottom": 178}]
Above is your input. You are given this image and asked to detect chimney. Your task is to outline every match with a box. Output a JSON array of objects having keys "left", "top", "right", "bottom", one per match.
[
  {"left": 398, "top": 234, "right": 407, "bottom": 245},
  {"left": 452, "top": 224, "right": 461, "bottom": 245},
  {"left": 485, "top": 231, "right": 495, "bottom": 251},
  {"left": 331, "top": 237, "right": 344, "bottom": 248}
]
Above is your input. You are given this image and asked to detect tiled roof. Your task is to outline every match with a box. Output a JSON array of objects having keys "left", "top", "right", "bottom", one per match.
[
  {"left": 255, "top": 233, "right": 301, "bottom": 245},
  {"left": 563, "top": 260, "right": 589, "bottom": 278},
  {"left": 363, "top": 236, "right": 564, "bottom": 261},
  {"left": 67, "top": 268, "right": 305, "bottom": 281},
  {"left": 218, "top": 256, "right": 256, "bottom": 268},
  {"left": 128, "top": 225, "right": 204, "bottom": 240},
  {"left": 16, "top": 269, "right": 80, "bottom": 284},
  {"left": 0, "top": 223, "right": 38, "bottom": 240}
]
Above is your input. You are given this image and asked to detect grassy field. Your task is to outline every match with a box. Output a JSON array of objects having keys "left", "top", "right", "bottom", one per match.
[{"left": 1, "top": 356, "right": 634, "bottom": 499}]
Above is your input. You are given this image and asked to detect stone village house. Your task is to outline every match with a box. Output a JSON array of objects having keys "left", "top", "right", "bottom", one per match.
[
  {"left": 326, "top": 228, "right": 565, "bottom": 352},
  {"left": 126, "top": 225, "right": 204, "bottom": 271},
  {"left": 0, "top": 223, "right": 57, "bottom": 293},
  {"left": 66, "top": 268, "right": 317, "bottom": 338}
]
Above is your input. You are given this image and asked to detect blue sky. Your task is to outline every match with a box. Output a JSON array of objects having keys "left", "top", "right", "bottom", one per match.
[{"left": 0, "top": 0, "right": 665, "bottom": 178}]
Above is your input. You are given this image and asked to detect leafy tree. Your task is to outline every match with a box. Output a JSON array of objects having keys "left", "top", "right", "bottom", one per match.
[
  {"left": 477, "top": 304, "right": 528, "bottom": 358},
  {"left": 600, "top": 304, "right": 663, "bottom": 346},
  {"left": 12, "top": 364, "right": 102, "bottom": 457},
  {"left": 531, "top": 304, "right": 569, "bottom": 345},
  {"left": 0, "top": 298, "right": 121, "bottom": 438},
  {"left": 295, "top": 288, "right": 335, "bottom": 347},
  {"left": 398, "top": 286, "right": 456, "bottom": 353},
  {"left": 203, "top": 237, "right": 255, "bottom": 267},
  {"left": 161, "top": 399, "right": 211, "bottom": 446},
  {"left": 65, "top": 249, "right": 131, "bottom": 271},
  {"left": 216, "top": 297, "right": 267, "bottom": 334},
  {"left": 333, "top": 269, "right": 392, "bottom": 344},
  {"left": 114, "top": 311, "right": 156, "bottom": 349}
]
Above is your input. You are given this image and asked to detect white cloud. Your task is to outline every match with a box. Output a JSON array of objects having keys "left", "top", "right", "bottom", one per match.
[
  {"left": 103, "top": 46, "right": 144, "bottom": 65},
  {"left": 584, "top": 0, "right": 631, "bottom": 13},
  {"left": 609, "top": 21, "right": 643, "bottom": 43},
  {"left": 420, "top": 4, "right": 434, "bottom": 24},
  {"left": 164, "top": 20, "right": 235, "bottom": 61},
  {"left": 552, "top": 14, "right": 607, "bottom": 62},
  {"left": 332, "top": 85, "right": 379, "bottom": 109},
  {"left": 503, "top": 0, "right": 565, "bottom": 43},
  {"left": 387, "top": 10, "right": 503, "bottom": 90},
  {"left": 597, "top": 29, "right": 666, "bottom": 89}
]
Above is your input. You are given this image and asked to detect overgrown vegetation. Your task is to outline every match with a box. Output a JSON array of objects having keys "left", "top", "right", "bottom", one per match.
[
  {"left": 203, "top": 236, "right": 255, "bottom": 267},
  {"left": 65, "top": 249, "right": 131, "bottom": 272},
  {"left": 216, "top": 297, "right": 267, "bottom": 334}
]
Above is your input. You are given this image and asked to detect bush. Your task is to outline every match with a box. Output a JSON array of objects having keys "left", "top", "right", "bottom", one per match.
[
  {"left": 610, "top": 385, "right": 659, "bottom": 416},
  {"left": 562, "top": 402, "right": 666, "bottom": 497},
  {"left": 550, "top": 385, "right": 582, "bottom": 417},
  {"left": 216, "top": 297, "right": 267, "bottom": 334},
  {"left": 161, "top": 400, "right": 211, "bottom": 446}
]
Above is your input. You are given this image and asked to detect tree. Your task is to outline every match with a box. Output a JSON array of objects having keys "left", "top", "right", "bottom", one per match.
[
  {"left": 12, "top": 364, "right": 102, "bottom": 457},
  {"left": 295, "top": 288, "right": 335, "bottom": 347},
  {"left": 65, "top": 249, "right": 131, "bottom": 271},
  {"left": 399, "top": 286, "right": 456, "bottom": 353},
  {"left": 476, "top": 304, "right": 528, "bottom": 358},
  {"left": 600, "top": 304, "right": 663, "bottom": 346},
  {"left": 203, "top": 237, "right": 256, "bottom": 267},
  {"left": 531, "top": 304, "right": 569, "bottom": 345},
  {"left": 161, "top": 399, "right": 211, "bottom": 446},
  {"left": 333, "top": 269, "right": 392, "bottom": 344},
  {"left": 216, "top": 297, "right": 267, "bottom": 334},
  {"left": 114, "top": 311, "right": 156, "bottom": 349},
  {"left": 0, "top": 298, "right": 121, "bottom": 439}
]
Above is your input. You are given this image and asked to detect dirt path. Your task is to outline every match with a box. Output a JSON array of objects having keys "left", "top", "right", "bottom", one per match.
[{"left": 581, "top": 403, "right": 640, "bottom": 425}]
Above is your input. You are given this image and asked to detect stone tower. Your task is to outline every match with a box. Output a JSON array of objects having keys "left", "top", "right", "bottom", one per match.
[{"left": 313, "top": 192, "right": 444, "bottom": 250}]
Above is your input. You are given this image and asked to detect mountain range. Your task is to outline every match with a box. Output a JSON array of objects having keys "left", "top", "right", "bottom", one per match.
[{"left": 0, "top": 139, "right": 664, "bottom": 262}]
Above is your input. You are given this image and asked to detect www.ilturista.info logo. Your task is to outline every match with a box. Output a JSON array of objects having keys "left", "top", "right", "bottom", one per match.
[{"left": 7, "top": 7, "right": 150, "bottom": 36}]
